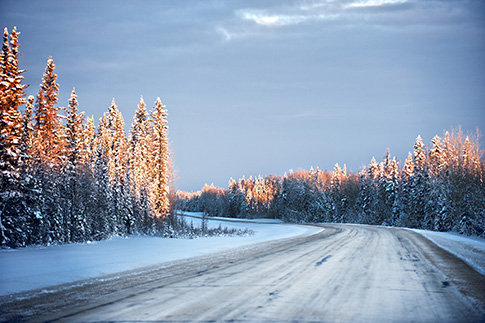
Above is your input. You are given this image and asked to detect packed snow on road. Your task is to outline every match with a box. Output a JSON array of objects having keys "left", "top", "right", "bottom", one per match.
[
  {"left": 1, "top": 212, "right": 484, "bottom": 298},
  {"left": 0, "top": 212, "right": 320, "bottom": 296}
]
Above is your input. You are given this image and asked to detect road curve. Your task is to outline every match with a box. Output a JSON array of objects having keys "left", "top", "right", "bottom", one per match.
[{"left": 1, "top": 224, "right": 484, "bottom": 322}]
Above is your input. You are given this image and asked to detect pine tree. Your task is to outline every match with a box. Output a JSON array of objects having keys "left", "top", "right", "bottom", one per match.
[
  {"left": 398, "top": 152, "right": 414, "bottom": 227},
  {"left": 128, "top": 96, "right": 151, "bottom": 201},
  {"left": 0, "top": 27, "right": 28, "bottom": 247},
  {"left": 93, "top": 117, "right": 113, "bottom": 238},
  {"left": 128, "top": 96, "right": 153, "bottom": 232},
  {"left": 387, "top": 157, "right": 400, "bottom": 226},
  {"left": 98, "top": 99, "right": 130, "bottom": 234},
  {"left": 0, "top": 27, "right": 26, "bottom": 192},
  {"left": 64, "top": 88, "right": 87, "bottom": 241},
  {"left": 19, "top": 95, "right": 34, "bottom": 167},
  {"left": 429, "top": 135, "right": 443, "bottom": 177},
  {"left": 149, "top": 98, "right": 170, "bottom": 218},
  {"left": 329, "top": 163, "right": 344, "bottom": 223},
  {"left": 33, "top": 57, "right": 65, "bottom": 168},
  {"left": 377, "top": 149, "right": 392, "bottom": 224},
  {"left": 82, "top": 116, "right": 96, "bottom": 172},
  {"left": 410, "top": 135, "right": 431, "bottom": 228},
  {"left": 361, "top": 157, "right": 380, "bottom": 224},
  {"left": 64, "top": 88, "right": 85, "bottom": 171},
  {"left": 102, "top": 99, "right": 128, "bottom": 187}
]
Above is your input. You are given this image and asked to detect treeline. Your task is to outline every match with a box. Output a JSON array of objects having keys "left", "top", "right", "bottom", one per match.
[
  {"left": 1, "top": 27, "right": 174, "bottom": 248},
  {"left": 176, "top": 130, "right": 485, "bottom": 237}
]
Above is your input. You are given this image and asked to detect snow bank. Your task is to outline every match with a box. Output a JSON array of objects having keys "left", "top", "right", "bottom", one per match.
[
  {"left": 412, "top": 229, "right": 485, "bottom": 275},
  {"left": 180, "top": 211, "right": 285, "bottom": 224},
  {"left": 0, "top": 213, "right": 321, "bottom": 296}
]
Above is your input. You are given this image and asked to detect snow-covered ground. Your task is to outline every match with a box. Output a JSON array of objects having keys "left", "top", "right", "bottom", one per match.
[
  {"left": 0, "top": 213, "right": 321, "bottom": 296},
  {"left": 412, "top": 229, "right": 485, "bottom": 275},
  {"left": 2, "top": 214, "right": 484, "bottom": 299}
]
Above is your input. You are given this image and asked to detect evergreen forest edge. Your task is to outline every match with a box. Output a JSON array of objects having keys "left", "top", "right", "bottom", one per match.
[
  {"left": 1, "top": 27, "right": 484, "bottom": 248},
  {"left": 177, "top": 129, "right": 484, "bottom": 238},
  {"left": 0, "top": 27, "right": 250, "bottom": 248}
]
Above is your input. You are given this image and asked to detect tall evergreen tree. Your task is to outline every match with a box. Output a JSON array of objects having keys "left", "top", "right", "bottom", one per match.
[
  {"left": 64, "top": 88, "right": 85, "bottom": 171},
  {"left": 150, "top": 98, "right": 170, "bottom": 218},
  {"left": 0, "top": 27, "right": 26, "bottom": 192},
  {"left": 19, "top": 95, "right": 34, "bottom": 167},
  {"left": 386, "top": 157, "right": 400, "bottom": 225},
  {"left": 128, "top": 96, "right": 151, "bottom": 201},
  {"left": 0, "top": 27, "right": 28, "bottom": 247},
  {"left": 409, "top": 135, "right": 431, "bottom": 228},
  {"left": 63, "top": 88, "right": 87, "bottom": 241},
  {"left": 128, "top": 97, "right": 152, "bottom": 232},
  {"left": 82, "top": 116, "right": 96, "bottom": 171},
  {"left": 429, "top": 135, "right": 443, "bottom": 178},
  {"left": 98, "top": 99, "right": 130, "bottom": 234},
  {"left": 33, "top": 57, "right": 65, "bottom": 168}
]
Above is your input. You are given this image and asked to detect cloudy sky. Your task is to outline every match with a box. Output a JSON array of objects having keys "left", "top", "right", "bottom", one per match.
[{"left": 2, "top": 0, "right": 484, "bottom": 191}]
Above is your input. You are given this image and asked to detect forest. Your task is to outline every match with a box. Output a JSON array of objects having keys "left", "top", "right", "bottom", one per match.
[
  {"left": 0, "top": 27, "right": 225, "bottom": 248},
  {"left": 176, "top": 130, "right": 485, "bottom": 237},
  {"left": 1, "top": 26, "right": 484, "bottom": 249}
]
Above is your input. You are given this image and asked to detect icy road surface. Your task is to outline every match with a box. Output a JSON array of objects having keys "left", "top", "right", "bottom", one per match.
[
  {"left": 0, "top": 214, "right": 318, "bottom": 296},
  {"left": 1, "top": 224, "right": 484, "bottom": 322}
]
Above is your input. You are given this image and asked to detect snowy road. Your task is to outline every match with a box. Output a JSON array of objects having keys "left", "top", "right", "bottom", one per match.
[{"left": 2, "top": 224, "right": 484, "bottom": 322}]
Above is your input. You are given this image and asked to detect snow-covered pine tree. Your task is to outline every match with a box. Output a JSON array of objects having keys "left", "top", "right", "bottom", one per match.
[
  {"left": 92, "top": 119, "right": 112, "bottom": 239},
  {"left": 63, "top": 88, "right": 87, "bottom": 241},
  {"left": 128, "top": 96, "right": 152, "bottom": 232},
  {"left": 33, "top": 57, "right": 65, "bottom": 168},
  {"left": 409, "top": 135, "right": 432, "bottom": 229},
  {"left": 75, "top": 115, "right": 96, "bottom": 240},
  {"left": 364, "top": 157, "right": 380, "bottom": 224},
  {"left": 149, "top": 98, "right": 170, "bottom": 218},
  {"left": 428, "top": 135, "right": 449, "bottom": 231},
  {"left": 329, "top": 163, "right": 344, "bottom": 223},
  {"left": 0, "top": 27, "right": 28, "bottom": 247},
  {"left": 226, "top": 177, "right": 247, "bottom": 218},
  {"left": 19, "top": 95, "right": 34, "bottom": 167},
  {"left": 83, "top": 116, "right": 96, "bottom": 172},
  {"left": 457, "top": 134, "right": 484, "bottom": 235},
  {"left": 377, "top": 149, "right": 393, "bottom": 224},
  {"left": 398, "top": 152, "right": 414, "bottom": 227},
  {"left": 97, "top": 99, "right": 130, "bottom": 235},
  {"left": 31, "top": 57, "right": 68, "bottom": 244},
  {"left": 380, "top": 155, "right": 400, "bottom": 226},
  {"left": 101, "top": 99, "right": 128, "bottom": 187},
  {"left": 65, "top": 88, "right": 85, "bottom": 171},
  {"left": 128, "top": 97, "right": 150, "bottom": 199},
  {"left": 0, "top": 27, "right": 26, "bottom": 192},
  {"left": 429, "top": 135, "right": 444, "bottom": 178}
]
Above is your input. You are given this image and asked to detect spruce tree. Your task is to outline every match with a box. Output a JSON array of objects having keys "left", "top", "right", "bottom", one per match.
[
  {"left": 65, "top": 88, "right": 85, "bottom": 171},
  {"left": 387, "top": 157, "right": 400, "bottom": 226},
  {"left": 93, "top": 117, "right": 114, "bottom": 238},
  {"left": 64, "top": 88, "right": 87, "bottom": 241},
  {"left": 0, "top": 27, "right": 26, "bottom": 192},
  {"left": 363, "top": 157, "right": 380, "bottom": 224},
  {"left": 329, "top": 163, "right": 344, "bottom": 223},
  {"left": 83, "top": 116, "right": 96, "bottom": 171},
  {"left": 0, "top": 27, "right": 28, "bottom": 247},
  {"left": 150, "top": 98, "right": 170, "bottom": 218},
  {"left": 98, "top": 100, "right": 130, "bottom": 235},
  {"left": 20, "top": 95, "right": 34, "bottom": 166},
  {"left": 410, "top": 135, "right": 431, "bottom": 228},
  {"left": 128, "top": 97, "right": 151, "bottom": 201},
  {"left": 33, "top": 57, "right": 65, "bottom": 168},
  {"left": 128, "top": 96, "right": 152, "bottom": 232}
]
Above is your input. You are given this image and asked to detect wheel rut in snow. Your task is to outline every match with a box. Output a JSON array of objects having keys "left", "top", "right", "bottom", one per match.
[{"left": 396, "top": 228, "right": 485, "bottom": 312}]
